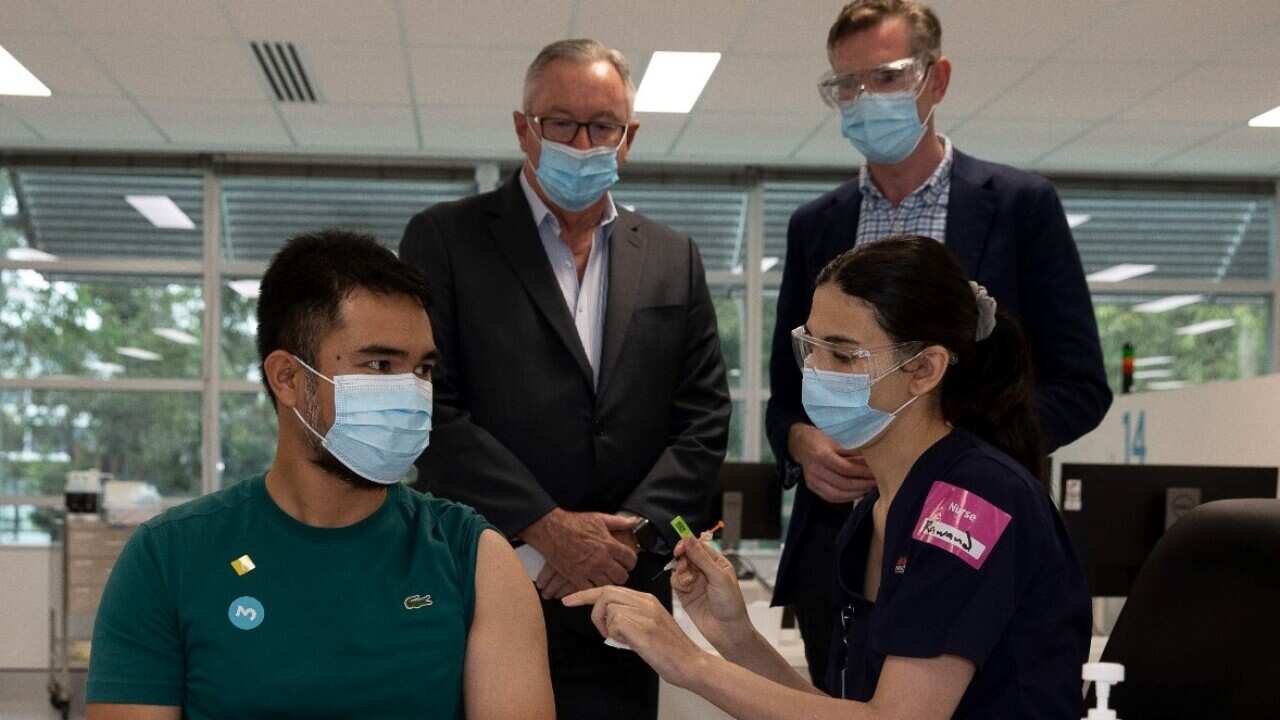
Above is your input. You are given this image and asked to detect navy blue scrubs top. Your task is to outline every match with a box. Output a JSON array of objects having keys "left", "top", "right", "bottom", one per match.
[{"left": 827, "top": 429, "right": 1090, "bottom": 718}]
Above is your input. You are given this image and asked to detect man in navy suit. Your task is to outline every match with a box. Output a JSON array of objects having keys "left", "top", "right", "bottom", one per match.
[{"left": 766, "top": 0, "right": 1112, "bottom": 687}]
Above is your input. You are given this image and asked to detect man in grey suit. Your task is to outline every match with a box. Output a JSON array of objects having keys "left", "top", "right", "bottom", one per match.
[{"left": 398, "top": 38, "right": 731, "bottom": 720}]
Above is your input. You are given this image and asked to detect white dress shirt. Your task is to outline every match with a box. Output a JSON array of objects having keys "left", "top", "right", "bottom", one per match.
[{"left": 519, "top": 171, "right": 618, "bottom": 387}]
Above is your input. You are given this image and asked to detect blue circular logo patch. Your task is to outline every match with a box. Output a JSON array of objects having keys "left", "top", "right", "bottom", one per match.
[{"left": 228, "top": 596, "right": 265, "bottom": 631}]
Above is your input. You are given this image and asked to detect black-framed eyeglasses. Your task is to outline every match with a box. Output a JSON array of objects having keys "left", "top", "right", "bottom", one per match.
[{"left": 530, "top": 115, "right": 628, "bottom": 148}]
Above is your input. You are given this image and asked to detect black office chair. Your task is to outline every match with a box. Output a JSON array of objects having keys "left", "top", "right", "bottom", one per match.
[{"left": 1092, "top": 499, "right": 1280, "bottom": 717}]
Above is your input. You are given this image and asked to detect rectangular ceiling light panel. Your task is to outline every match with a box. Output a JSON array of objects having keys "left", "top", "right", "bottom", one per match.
[
  {"left": 635, "top": 51, "right": 721, "bottom": 113},
  {"left": 0, "top": 44, "right": 51, "bottom": 96},
  {"left": 1086, "top": 263, "right": 1157, "bottom": 283},
  {"left": 126, "top": 195, "right": 196, "bottom": 230},
  {"left": 1132, "top": 294, "right": 1203, "bottom": 314}
]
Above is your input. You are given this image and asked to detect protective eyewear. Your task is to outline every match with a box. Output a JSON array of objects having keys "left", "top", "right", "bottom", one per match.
[
  {"left": 792, "top": 325, "right": 925, "bottom": 384},
  {"left": 817, "top": 55, "right": 931, "bottom": 109}
]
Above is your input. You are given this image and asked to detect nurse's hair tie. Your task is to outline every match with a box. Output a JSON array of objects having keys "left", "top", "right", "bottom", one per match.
[{"left": 970, "top": 281, "right": 997, "bottom": 342}]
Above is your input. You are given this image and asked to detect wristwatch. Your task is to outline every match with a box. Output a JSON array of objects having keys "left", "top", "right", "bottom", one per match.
[
  {"left": 626, "top": 514, "right": 670, "bottom": 555},
  {"left": 783, "top": 458, "right": 804, "bottom": 489}
]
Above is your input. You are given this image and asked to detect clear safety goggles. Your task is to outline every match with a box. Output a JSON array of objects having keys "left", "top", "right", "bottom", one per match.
[
  {"left": 792, "top": 326, "right": 925, "bottom": 384},
  {"left": 817, "top": 55, "right": 931, "bottom": 109}
]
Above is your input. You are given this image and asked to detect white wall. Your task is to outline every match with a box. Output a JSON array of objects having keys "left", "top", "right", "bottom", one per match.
[
  {"left": 1054, "top": 373, "right": 1280, "bottom": 483},
  {"left": 0, "top": 546, "right": 52, "bottom": 669}
]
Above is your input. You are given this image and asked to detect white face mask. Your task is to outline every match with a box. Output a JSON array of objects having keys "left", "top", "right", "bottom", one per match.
[
  {"left": 292, "top": 356, "right": 433, "bottom": 485},
  {"left": 534, "top": 138, "right": 622, "bottom": 211},
  {"left": 839, "top": 70, "right": 934, "bottom": 165},
  {"left": 802, "top": 356, "right": 921, "bottom": 450}
]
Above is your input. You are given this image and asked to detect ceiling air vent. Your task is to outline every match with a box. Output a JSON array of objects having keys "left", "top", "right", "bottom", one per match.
[{"left": 250, "top": 41, "right": 317, "bottom": 103}]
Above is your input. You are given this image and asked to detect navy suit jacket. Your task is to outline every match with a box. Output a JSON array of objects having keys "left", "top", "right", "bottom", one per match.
[{"left": 767, "top": 150, "right": 1112, "bottom": 605}]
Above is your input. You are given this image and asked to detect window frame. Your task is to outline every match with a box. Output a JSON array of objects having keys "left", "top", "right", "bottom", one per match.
[{"left": 2, "top": 158, "right": 1277, "bottom": 546}]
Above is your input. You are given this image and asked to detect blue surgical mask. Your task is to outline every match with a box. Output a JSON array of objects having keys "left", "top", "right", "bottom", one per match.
[
  {"left": 292, "top": 357, "right": 432, "bottom": 485},
  {"left": 840, "top": 88, "right": 935, "bottom": 165},
  {"left": 801, "top": 364, "right": 920, "bottom": 450},
  {"left": 535, "top": 138, "right": 621, "bottom": 211}
]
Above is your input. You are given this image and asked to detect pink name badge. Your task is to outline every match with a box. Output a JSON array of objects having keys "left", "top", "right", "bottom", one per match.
[{"left": 911, "top": 481, "right": 1012, "bottom": 570}]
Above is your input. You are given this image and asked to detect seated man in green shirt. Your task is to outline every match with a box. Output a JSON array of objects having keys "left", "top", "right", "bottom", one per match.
[{"left": 86, "top": 230, "right": 554, "bottom": 720}]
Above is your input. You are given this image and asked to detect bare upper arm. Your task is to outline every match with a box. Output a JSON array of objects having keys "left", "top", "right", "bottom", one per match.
[
  {"left": 865, "top": 654, "right": 976, "bottom": 720},
  {"left": 463, "top": 529, "right": 555, "bottom": 720},
  {"left": 87, "top": 704, "right": 180, "bottom": 720}
]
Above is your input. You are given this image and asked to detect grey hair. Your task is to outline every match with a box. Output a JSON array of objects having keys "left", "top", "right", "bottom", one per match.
[{"left": 522, "top": 39, "right": 636, "bottom": 116}]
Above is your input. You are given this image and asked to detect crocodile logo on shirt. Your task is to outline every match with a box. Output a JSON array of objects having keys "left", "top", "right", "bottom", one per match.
[{"left": 404, "top": 594, "right": 434, "bottom": 610}]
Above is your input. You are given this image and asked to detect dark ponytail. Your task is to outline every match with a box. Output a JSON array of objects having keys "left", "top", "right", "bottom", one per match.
[
  {"left": 940, "top": 309, "right": 1043, "bottom": 478},
  {"left": 816, "top": 235, "right": 1044, "bottom": 479}
]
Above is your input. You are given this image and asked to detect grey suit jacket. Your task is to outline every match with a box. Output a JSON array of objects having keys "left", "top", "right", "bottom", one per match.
[{"left": 399, "top": 174, "right": 731, "bottom": 549}]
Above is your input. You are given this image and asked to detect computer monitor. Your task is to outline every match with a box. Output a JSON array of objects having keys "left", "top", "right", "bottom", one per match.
[
  {"left": 714, "top": 462, "right": 783, "bottom": 543},
  {"left": 1060, "top": 463, "right": 1277, "bottom": 597}
]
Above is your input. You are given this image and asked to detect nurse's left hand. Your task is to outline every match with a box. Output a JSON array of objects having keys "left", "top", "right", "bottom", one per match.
[{"left": 563, "top": 586, "right": 707, "bottom": 689}]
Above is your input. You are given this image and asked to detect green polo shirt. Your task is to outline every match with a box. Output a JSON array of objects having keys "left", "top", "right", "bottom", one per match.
[{"left": 86, "top": 475, "right": 493, "bottom": 719}]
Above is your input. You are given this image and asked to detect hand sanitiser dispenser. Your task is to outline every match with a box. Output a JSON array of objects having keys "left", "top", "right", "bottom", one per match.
[{"left": 1082, "top": 662, "right": 1125, "bottom": 720}]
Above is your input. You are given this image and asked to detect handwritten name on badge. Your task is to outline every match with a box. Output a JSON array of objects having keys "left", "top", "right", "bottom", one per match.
[{"left": 911, "top": 481, "right": 1011, "bottom": 570}]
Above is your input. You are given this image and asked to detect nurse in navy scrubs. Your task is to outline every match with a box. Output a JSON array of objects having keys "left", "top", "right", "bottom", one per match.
[{"left": 567, "top": 235, "right": 1091, "bottom": 719}]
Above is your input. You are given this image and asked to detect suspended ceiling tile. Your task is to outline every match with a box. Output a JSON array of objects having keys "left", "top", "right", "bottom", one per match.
[
  {"left": 977, "top": 60, "right": 1195, "bottom": 123},
  {"left": 576, "top": 0, "right": 747, "bottom": 51},
  {"left": 1215, "top": 16, "right": 1280, "bottom": 66},
  {"left": 1120, "top": 63, "right": 1280, "bottom": 126},
  {"left": 140, "top": 99, "right": 292, "bottom": 146},
  {"left": 408, "top": 46, "right": 529, "bottom": 108},
  {"left": 1058, "top": 0, "right": 1280, "bottom": 63},
  {"left": 788, "top": 116, "right": 863, "bottom": 167},
  {"left": 82, "top": 36, "right": 265, "bottom": 101},
  {"left": 46, "top": 0, "right": 237, "bottom": 40},
  {"left": 942, "top": 60, "right": 1036, "bottom": 118},
  {"left": 733, "top": 2, "right": 846, "bottom": 56},
  {"left": 626, "top": 113, "right": 691, "bottom": 158},
  {"left": 0, "top": 107, "right": 39, "bottom": 141},
  {"left": 1155, "top": 127, "right": 1280, "bottom": 175},
  {"left": 947, "top": 119, "right": 1093, "bottom": 168},
  {"left": 417, "top": 105, "right": 519, "bottom": 156},
  {"left": 301, "top": 43, "right": 409, "bottom": 105},
  {"left": 695, "top": 53, "right": 829, "bottom": 114},
  {"left": 931, "top": 0, "right": 1118, "bottom": 61},
  {"left": 2, "top": 96, "right": 165, "bottom": 143},
  {"left": 222, "top": 0, "right": 399, "bottom": 44},
  {"left": 672, "top": 111, "right": 824, "bottom": 160},
  {"left": 400, "top": 1, "right": 572, "bottom": 51},
  {"left": 1038, "top": 122, "right": 1224, "bottom": 171},
  {"left": 1, "top": 0, "right": 66, "bottom": 34},
  {"left": 0, "top": 33, "right": 121, "bottom": 97},
  {"left": 281, "top": 103, "right": 418, "bottom": 149}
]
